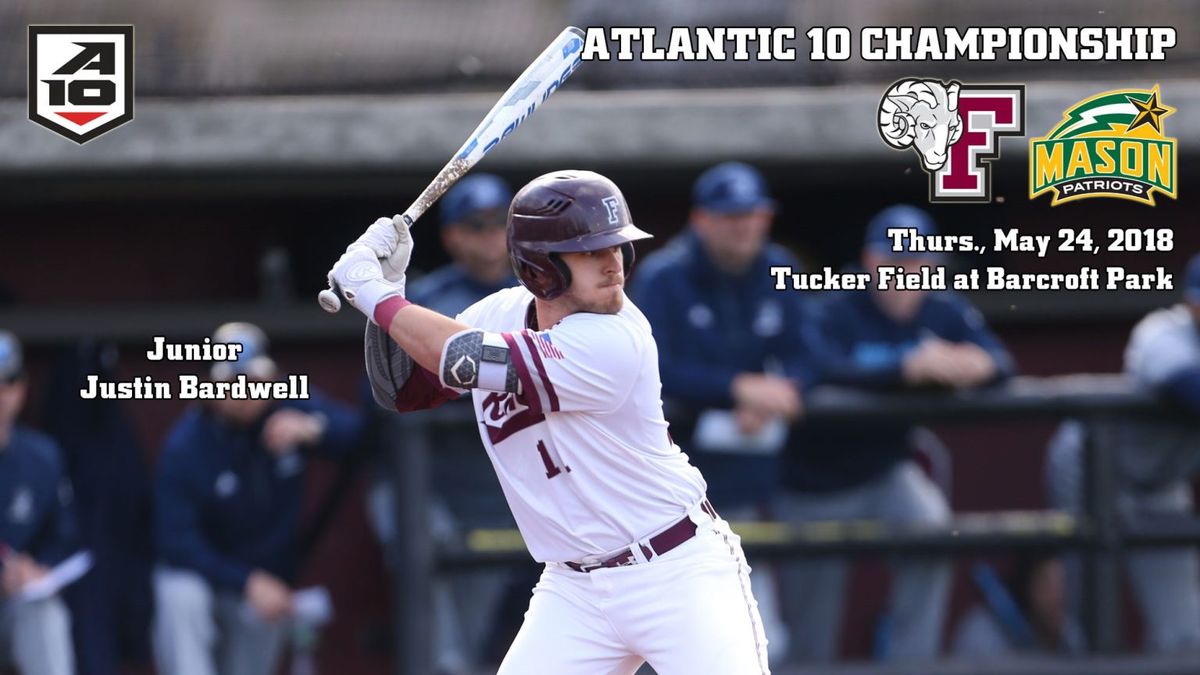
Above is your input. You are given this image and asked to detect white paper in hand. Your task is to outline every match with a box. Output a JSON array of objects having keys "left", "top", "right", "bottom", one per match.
[
  {"left": 691, "top": 409, "right": 787, "bottom": 456},
  {"left": 17, "top": 551, "right": 94, "bottom": 603},
  {"left": 292, "top": 586, "right": 334, "bottom": 626}
]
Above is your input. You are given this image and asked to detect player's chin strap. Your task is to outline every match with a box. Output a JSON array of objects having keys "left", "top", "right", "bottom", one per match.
[{"left": 438, "top": 329, "right": 519, "bottom": 393}]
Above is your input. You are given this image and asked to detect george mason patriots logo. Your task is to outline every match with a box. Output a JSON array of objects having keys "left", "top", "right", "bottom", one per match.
[{"left": 1030, "top": 86, "right": 1177, "bottom": 206}]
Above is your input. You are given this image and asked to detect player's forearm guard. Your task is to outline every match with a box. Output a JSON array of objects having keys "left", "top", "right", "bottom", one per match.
[
  {"left": 364, "top": 320, "right": 416, "bottom": 409},
  {"left": 439, "top": 329, "right": 518, "bottom": 393}
]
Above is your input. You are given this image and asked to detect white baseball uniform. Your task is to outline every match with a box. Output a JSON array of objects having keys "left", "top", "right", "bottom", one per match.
[{"left": 379, "top": 286, "right": 769, "bottom": 674}]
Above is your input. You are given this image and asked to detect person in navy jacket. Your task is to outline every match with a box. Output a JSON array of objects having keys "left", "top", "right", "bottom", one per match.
[
  {"left": 781, "top": 205, "right": 1014, "bottom": 663},
  {"left": 0, "top": 331, "right": 77, "bottom": 675},
  {"left": 631, "top": 162, "right": 815, "bottom": 664},
  {"left": 152, "top": 323, "right": 363, "bottom": 675},
  {"left": 408, "top": 173, "right": 519, "bottom": 318}
]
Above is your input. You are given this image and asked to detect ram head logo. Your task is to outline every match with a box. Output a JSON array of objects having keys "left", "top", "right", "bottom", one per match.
[{"left": 878, "top": 78, "right": 963, "bottom": 171}]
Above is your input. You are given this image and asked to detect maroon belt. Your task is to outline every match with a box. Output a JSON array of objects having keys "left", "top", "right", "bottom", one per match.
[{"left": 564, "top": 500, "right": 718, "bottom": 573}]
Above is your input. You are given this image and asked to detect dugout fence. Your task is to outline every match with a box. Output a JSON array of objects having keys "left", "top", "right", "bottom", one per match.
[{"left": 382, "top": 374, "right": 1200, "bottom": 675}]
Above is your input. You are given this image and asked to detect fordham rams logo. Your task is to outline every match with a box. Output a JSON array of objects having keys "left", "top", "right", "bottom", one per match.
[
  {"left": 878, "top": 78, "right": 1024, "bottom": 203},
  {"left": 28, "top": 25, "right": 134, "bottom": 144}
]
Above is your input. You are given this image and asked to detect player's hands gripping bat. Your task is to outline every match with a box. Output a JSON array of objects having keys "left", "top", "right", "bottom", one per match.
[{"left": 319, "top": 26, "right": 586, "bottom": 313}]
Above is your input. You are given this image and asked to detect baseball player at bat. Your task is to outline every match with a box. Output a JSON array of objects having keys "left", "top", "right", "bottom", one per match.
[{"left": 327, "top": 171, "right": 771, "bottom": 673}]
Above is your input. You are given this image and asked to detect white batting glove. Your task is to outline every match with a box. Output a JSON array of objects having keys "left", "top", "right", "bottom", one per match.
[
  {"left": 353, "top": 215, "right": 413, "bottom": 284},
  {"left": 327, "top": 246, "right": 404, "bottom": 322}
]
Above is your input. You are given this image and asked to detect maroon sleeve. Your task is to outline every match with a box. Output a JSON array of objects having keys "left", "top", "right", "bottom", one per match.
[{"left": 394, "top": 365, "right": 461, "bottom": 412}]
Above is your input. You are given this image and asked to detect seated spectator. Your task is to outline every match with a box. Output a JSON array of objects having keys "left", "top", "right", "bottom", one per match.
[
  {"left": 0, "top": 330, "right": 77, "bottom": 675},
  {"left": 953, "top": 556, "right": 1086, "bottom": 658},
  {"left": 781, "top": 205, "right": 1014, "bottom": 662},
  {"left": 632, "top": 161, "right": 812, "bottom": 664},
  {"left": 410, "top": 173, "right": 518, "bottom": 316},
  {"left": 152, "top": 323, "right": 363, "bottom": 675}
]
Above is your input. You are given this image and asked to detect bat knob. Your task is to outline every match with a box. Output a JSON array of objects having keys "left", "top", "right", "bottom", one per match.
[{"left": 317, "top": 288, "right": 342, "bottom": 314}]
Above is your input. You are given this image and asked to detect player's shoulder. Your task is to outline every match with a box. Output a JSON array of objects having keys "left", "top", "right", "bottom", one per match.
[
  {"left": 458, "top": 285, "right": 535, "bottom": 328},
  {"left": 613, "top": 297, "right": 654, "bottom": 340},
  {"left": 482, "top": 285, "right": 535, "bottom": 316},
  {"left": 552, "top": 299, "right": 649, "bottom": 352}
]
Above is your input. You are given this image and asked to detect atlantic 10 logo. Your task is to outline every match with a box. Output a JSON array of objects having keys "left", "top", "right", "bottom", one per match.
[
  {"left": 878, "top": 78, "right": 1025, "bottom": 203},
  {"left": 29, "top": 25, "right": 134, "bottom": 144}
]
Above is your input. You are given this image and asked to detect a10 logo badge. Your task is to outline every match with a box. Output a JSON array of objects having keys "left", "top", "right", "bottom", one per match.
[{"left": 28, "top": 25, "right": 134, "bottom": 144}]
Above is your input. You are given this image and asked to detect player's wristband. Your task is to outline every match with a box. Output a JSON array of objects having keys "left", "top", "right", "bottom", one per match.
[
  {"left": 349, "top": 278, "right": 405, "bottom": 325},
  {"left": 373, "top": 294, "right": 412, "bottom": 328}
]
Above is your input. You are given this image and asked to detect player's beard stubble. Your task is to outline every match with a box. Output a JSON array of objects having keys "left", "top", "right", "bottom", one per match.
[
  {"left": 560, "top": 277, "right": 625, "bottom": 316},
  {"left": 551, "top": 247, "right": 627, "bottom": 317}
]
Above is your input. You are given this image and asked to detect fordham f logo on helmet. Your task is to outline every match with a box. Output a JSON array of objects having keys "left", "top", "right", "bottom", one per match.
[
  {"left": 508, "top": 171, "right": 653, "bottom": 300},
  {"left": 28, "top": 25, "right": 134, "bottom": 144},
  {"left": 601, "top": 196, "right": 621, "bottom": 224},
  {"left": 878, "top": 78, "right": 1024, "bottom": 203}
]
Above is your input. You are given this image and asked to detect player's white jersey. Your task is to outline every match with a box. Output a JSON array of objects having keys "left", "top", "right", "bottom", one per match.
[{"left": 456, "top": 286, "right": 707, "bottom": 563}]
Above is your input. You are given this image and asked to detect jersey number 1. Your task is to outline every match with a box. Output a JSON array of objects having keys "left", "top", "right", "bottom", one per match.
[{"left": 536, "top": 440, "right": 570, "bottom": 479}]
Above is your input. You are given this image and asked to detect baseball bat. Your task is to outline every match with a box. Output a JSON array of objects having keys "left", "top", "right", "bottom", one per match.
[{"left": 319, "top": 25, "right": 586, "bottom": 313}]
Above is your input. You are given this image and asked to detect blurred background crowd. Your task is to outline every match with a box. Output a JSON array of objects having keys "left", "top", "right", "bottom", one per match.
[{"left": 1, "top": 1, "right": 1199, "bottom": 674}]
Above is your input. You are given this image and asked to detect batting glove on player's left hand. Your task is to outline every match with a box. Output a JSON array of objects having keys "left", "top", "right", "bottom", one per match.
[
  {"left": 353, "top": 215, "right": 413, "bottom": 284},
  {"left": 327, "top": 246, "right": 404, "bottom": 323}
]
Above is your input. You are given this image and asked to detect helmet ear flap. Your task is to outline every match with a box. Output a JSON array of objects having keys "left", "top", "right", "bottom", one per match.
[
  {"left": 511, "top": 248, "right": 570, "bottom": 300},
  {"left": 620, "top": 242, "right": 636, "bottom": 276},
  {"left": 549, "top": 253, "right": 572, "bottom": 296}
]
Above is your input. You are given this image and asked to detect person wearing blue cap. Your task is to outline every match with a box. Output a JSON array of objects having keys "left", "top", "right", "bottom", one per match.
[
  {"left": 152, "top": 323, "right": 364, "bottom": 675},
  {"left": 631, "top": 161, "right": 816, "bottom": 665},
  {"left": 1091, "top": 252, "right": 1200, "bottom": 652},
  {"left": 0, "top": 330, "right": 78, "bottom": 675},
  {"left": 409, "top": 174, "right": 519, "bottom": 318},
  {"left": 373, "top": 173, "right": 521, "bottom": 673},
  {"left": 778, "top": 205, "right": 1013, "bottom": 663}
]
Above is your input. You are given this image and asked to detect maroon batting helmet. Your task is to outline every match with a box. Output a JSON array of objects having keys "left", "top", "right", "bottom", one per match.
[{"left": 508, "top": 170, "right": 652, "bottom": 300}]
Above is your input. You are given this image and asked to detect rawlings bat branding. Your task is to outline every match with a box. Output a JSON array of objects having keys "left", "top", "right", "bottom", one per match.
[{"left": 456, "top": 30, "right": 584, "bottom": 161}]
